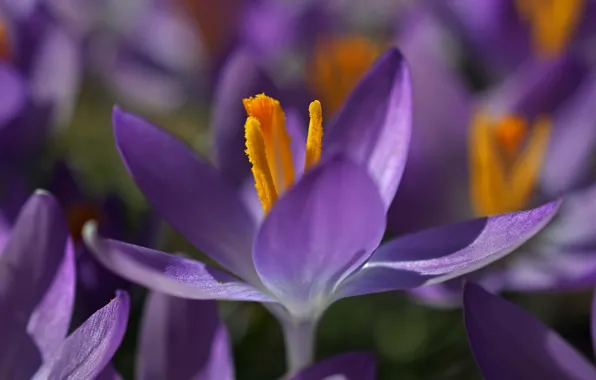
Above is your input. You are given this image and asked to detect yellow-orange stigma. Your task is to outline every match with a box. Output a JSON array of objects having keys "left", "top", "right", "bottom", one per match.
[
  {"left": 309, "top": 35, "right": 382, "bottom": 115},
  {"left": 244, "top": 94, "right": 323, "bottom": 213},
  {"left": 515, "top": 0, "right": 585, "bottom": 58},
  {"left": 469, "top": 112, "right": 551, "bottom": 217}
]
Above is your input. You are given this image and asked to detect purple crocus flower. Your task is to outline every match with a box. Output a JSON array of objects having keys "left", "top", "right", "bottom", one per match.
[
  {"left": 429, "top": 0, "right": 596, "bottom": 78},
  {"left": 389, "top": 53, "right": 596, "bottom": 307},
  {"left": 0, "top": 190, "right": 129, "bottom": 379},
  {"left": 464, "top": 282, "right": 596, "bottom": 379},
  {"left": 103, "top": 292, "right": 375, "bottom": 379},
  {"left": 84, "top": 47, "right": 559, "bottom": 372}
]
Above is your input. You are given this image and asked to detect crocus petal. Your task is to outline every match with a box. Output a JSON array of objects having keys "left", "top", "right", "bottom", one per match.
[
  {"left": 286, "top": 108, "right": 307, "bottom": 179},
  {"left": 336, "top": 201, "right": 560, "bottom": 298},
  {"left": 324, "top": 47, "right": 412, "bottom": 209},
  {"left": 0, "top": 190, "right": 68, "bottom": 374},
  {"left": 0, "top": 0, "right": 38, "bottom": 18},
  {"left": 254, "top": 157, "right": 385, "bottom": 313},
  {"left": 389, "top": 9, "right": 472, "bottom": 234},
  {"left": 137, "top": 293, "right": 234, "bottom": 380},
  {"left": 287, "top": 353, "right": 376, "bottom": 380},
  {"left": 113, "top": 107, "right": 260, "bottom": 283},
  {"left": 0, "top": 63, "right": 27, "bottom": 128},
  {"left": 83, "top": 222, "right": 275, "bottom": 303},
  {"left": 27, "top": 240, "right": 76, "bottom": 362},
  {"left": 543, "top": 183, "right": 596, "bottom": 249},
  {"left": 464, "top": 283, "right": 596, "bottom": 379},
  {"left": 212, "top": 49, "right": 279, "bottom": 187},
  {"left": 29, "top": 25, "right": 81, "bottom": 127},
  {"left": 32, "top": 291, "right": 130, "bottom": 380},
  {"left": 541, "top": 74, "right": 596, "bottom": 196}
]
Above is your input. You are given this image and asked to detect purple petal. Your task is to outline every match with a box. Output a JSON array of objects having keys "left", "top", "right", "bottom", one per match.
[
  {"left": 113, "top": 107, "right": 260, "bottom": 283},
  {"left": 137, "top": 293, "right": 234, "bottom": 380},
  {"left": 286, "top": 108, "right": 307, "bottom": 179},
  {"left": 32, "top": 291, "right": 130, "bottom": 380},
  {"left": 543, "top": 184, "right": 596, "bottom": 249},
  {"left": 431, "top": 0, "right": 528, "bottom": 74},
  {"left": 287, "top": 353, "right": 376, "bottom": 380},
  {"left": 324, "top": 47, "right": 412, "bottom": 209},
  {"left": 29, "top": 25, "right": 81, "bottom": 127},
  {"left": 83, "top": 222, "right": 275, "bottom": 303},
  {"left": 336, "top": 201, "right": 560, "bottom": 298},
  {"left": 0, "top": 190, "right": 68, "bottom": 366},
  {"left": 27, "top": 240, "right": 76, "bottom": 362},
  {"left": 541, "top": 73, "right": 596, "bottom": 196},
  {"left": 389, "top": 11, "right": 472, "bottom": 234},
  {"left": 212, "top": 49, "right": 278, "bottom": 187},
  {"left": 254, "top": 158, "right": 385, "bottom": 311},
  {"left": 483, "top": 56, "right": 587, "bottom": 121},
  {"left": 464, "top": 283, "right": 596, "bottom": 379},
  {"left": 503, "top": 248, "right": 596, "bottom": 292},
  {"left": 0, "top": 0, "right": 38, "bottom": 18},
  {"left": 0, "top": 63, "right": 27, "bottom": 128}
]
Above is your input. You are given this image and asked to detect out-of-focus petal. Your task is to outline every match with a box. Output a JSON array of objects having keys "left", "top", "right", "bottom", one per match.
[
  {"left": 482, "top": 56, "right": 586, "bottom": 119},
  {"left": 212, "top": 49, "right": 278, "bottom": 187},
  {"left": 542, "top": 183, "right": 596, "bottom": 248},
  {"left": 287, "top": 353, "right": 376, "bottom": 380},
  {"left": 137, "top": 293, "right": 234, "bottom": 380},
  {"left": 541, "top": 74, "right": 596, "bottom": 196},
  {"left": 32, "top": 291, "right": 130, "bottom": 380},
  {"left": 336, "top": 201, "right": 560, "bottom": 298},
  {"left": 390, "top": 7, "right": 472, "bottom": 234},
  {"left": 27, "top": 240, "right": 76, "bottom": 362},
  {"left": 430, "top": 0, "right": 528, "bottom": 75},
  {"left": 253, "top": 158, "right": 385, "bottom": 314},
  {"left": 0, "top": 63, "right": 26, "bottom": 127},
  {"left": 324, "top": 47, "right": 412, "bottom": 209},
  {"left": 0, "top": 0, "right": 38, "bottom": 19},
  {"left": 29, "top": 25, "right": 81, "bottom": 127},
  {"left": 83, "top": 222, "right": 275, "bottom": 303},
  {"left": 464, "top": 283, "right": 596, "bottom": 379},
  {"left": 113, "top": 107, "right": 260, "bottom": 283},
  {"left": 503, "top": 248, "right": 596, "bottom": 292}
]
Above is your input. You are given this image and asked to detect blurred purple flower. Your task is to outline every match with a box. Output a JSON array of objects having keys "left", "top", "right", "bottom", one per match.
[
  {"left": 102, "top": 292, "right": 375, "bottom": 379},
  {"left": 388, "top": 51, "right": 596, "bottom": 307},
  {"left": 86, "top": 0, "right": 202, "bottom": 112},
  {"left": 0, "top": 4, "right": 81, "bottom": 127},
  {"left": 464, "top": 282, "right": 596, "bottom": 379},
  {"left": 429, "top": 0, "right": 596, "bottom": 78},
  {"left": 84, "top": 47, "right": 559, "bottom": 371},
  {"left": 0, "top": 190, "right": 129, "bottom": 378}
]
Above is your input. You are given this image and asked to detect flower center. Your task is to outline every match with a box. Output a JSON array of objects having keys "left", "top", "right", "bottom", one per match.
[
  {"left": 514, "top": 0, "right": 585, "bottom": 58},
  {"left": 244, "top": 94, "right": 323, "bottom": 213},
  {"left": 309, "top": 35, "right": 382, "bottom": 115},
  {"left": 68, "top": 203, "right": 102, "bottom": 243},
  {"left": 469, "top": 111, "right": 551, "bottom": 216}
]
